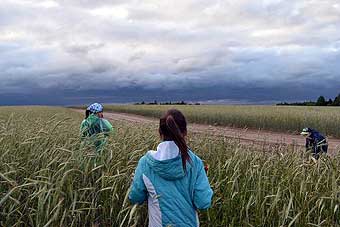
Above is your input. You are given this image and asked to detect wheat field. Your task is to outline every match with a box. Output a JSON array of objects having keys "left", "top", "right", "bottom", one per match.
[
  {"left": 1, "top": 106, "right": 340, "bottom": 226},
  {"left": 104, "top": 105, "right": 340, "bottom": 138}
]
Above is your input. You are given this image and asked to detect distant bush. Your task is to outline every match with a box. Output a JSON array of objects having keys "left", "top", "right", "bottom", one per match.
[
  {"left": 277, "top": 93, "right": 340, "bottom": 106},
  {"left": 134, "top": 100, "right": 199, "bottom": 105}
]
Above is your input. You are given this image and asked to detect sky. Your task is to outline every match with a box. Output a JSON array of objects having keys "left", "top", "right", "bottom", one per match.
[{"left": 0, "top": 0, "right": 340, "bottom": 105}]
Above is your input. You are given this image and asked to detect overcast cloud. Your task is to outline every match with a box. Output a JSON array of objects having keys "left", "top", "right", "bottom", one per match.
[{"left": 0, "top": 0, "right": 340, "bottom": 105}]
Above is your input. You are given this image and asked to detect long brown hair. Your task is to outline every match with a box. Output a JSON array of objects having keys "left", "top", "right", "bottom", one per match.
[
  {"left": 85, "top": 109, "right": 91, "bottom": 119},
  {"left": 159, "top": 109, "right": 190, "bottom": 170}
]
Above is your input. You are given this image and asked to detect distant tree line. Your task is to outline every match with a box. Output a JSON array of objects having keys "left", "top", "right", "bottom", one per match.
[
  {"left": 134, "top": 100, "right": 201, "bottom": 105},
  {"left": 277, "top": 93, "right": 340, "bottom": 106}
]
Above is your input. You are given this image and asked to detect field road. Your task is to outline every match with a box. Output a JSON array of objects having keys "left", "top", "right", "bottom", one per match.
[{"left": 72, "top": 109, "right": 340, "bottom": 153}]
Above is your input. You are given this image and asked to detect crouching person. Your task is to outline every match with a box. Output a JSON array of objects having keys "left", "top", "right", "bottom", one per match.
[
  {"left": 129, "top": 109, "right": 213, "bottom": 227},
  {"left": 301, "top": 127, "right": 328, "bottom": 160}
]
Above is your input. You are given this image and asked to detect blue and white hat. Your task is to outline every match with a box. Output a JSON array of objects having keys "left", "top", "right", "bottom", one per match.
[{"left": 87, "top": 103, "right": 103, "bottom": 113}]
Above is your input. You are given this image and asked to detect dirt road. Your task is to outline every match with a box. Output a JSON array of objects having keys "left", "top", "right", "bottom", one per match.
[{"left": 72, "top": 109, "right": 340, "bottom": 152}]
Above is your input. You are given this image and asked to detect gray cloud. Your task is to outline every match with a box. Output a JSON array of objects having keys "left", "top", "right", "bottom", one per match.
[{"left": 0, "top": 0, "right": 340, "bottom": 104}]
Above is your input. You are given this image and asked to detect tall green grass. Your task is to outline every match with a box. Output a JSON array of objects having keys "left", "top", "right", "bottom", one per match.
[
  {"left": 1, "top": 107, "right": 340, "bottom": 226},
  {"left": 104, "top": 105, "right": 340, "bottom": 138}
]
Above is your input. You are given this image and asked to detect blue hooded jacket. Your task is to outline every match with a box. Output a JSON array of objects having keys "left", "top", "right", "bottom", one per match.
[{"left": 129, "top": 141, "right": 213, "bottom": 227}]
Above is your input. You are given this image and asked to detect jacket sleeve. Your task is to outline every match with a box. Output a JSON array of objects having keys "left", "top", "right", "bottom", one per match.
[
  {"left": 313, "top": 138, "right": 319, "bottom": 154},
  {"left": 193, "top": 160, "right": 213, "bottom": 210},
  {"left": 101, "top": 119, "right": 114, "bottom": 135},
  {"left": 129, "top": 158, "right": 147, "bottom": 205},
  {"left": 80, "top": 120, "right": 89, "bottom": 138}
]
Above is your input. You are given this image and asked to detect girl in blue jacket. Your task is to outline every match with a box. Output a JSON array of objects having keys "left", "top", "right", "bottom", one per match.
[{"left": 129, "top": 109, "right": 213, "bottom": 227}]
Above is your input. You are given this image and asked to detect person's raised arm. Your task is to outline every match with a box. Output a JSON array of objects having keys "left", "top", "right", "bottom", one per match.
[{"left": 101, "top": 119, "right": 114, "bottom": 135}]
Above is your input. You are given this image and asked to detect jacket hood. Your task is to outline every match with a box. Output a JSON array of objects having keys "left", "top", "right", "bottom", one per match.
[{"left": 146, "top": 141, "right": 190, "bottom": 180}]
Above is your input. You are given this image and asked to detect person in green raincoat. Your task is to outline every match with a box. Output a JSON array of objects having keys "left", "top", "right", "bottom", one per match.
[{"left": 80, "top": 103, "right": 114, "bottom": 152}]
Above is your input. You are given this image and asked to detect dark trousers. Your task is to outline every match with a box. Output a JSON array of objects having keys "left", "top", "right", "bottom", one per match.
[{"left": 312, "top": 144, "right": 328, "bottom": 159}]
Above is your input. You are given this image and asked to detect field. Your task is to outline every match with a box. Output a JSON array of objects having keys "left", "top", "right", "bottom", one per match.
[
  {"left": 104, "top": 105, "right": 340, "bottom": 138},
  {"left": 1, "top": 106, "right": 340, "bottom": 226}
]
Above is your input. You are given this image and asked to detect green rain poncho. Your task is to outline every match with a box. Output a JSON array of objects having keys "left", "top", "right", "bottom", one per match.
[{"left": 80, "top": 114, "right": 114, "bottom": 152}]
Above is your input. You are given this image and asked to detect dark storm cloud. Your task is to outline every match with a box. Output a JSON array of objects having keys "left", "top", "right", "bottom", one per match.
[{"left": 1, "top": 0, "right": 340, "bottom": 105}]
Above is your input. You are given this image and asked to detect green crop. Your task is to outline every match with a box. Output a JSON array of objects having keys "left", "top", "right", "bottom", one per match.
[
  {"left": 1, "top": 106, "right": 340, "bottom": 226},
  {"left": 103, "top": 105, "right": 340, "bottom": 138}
]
